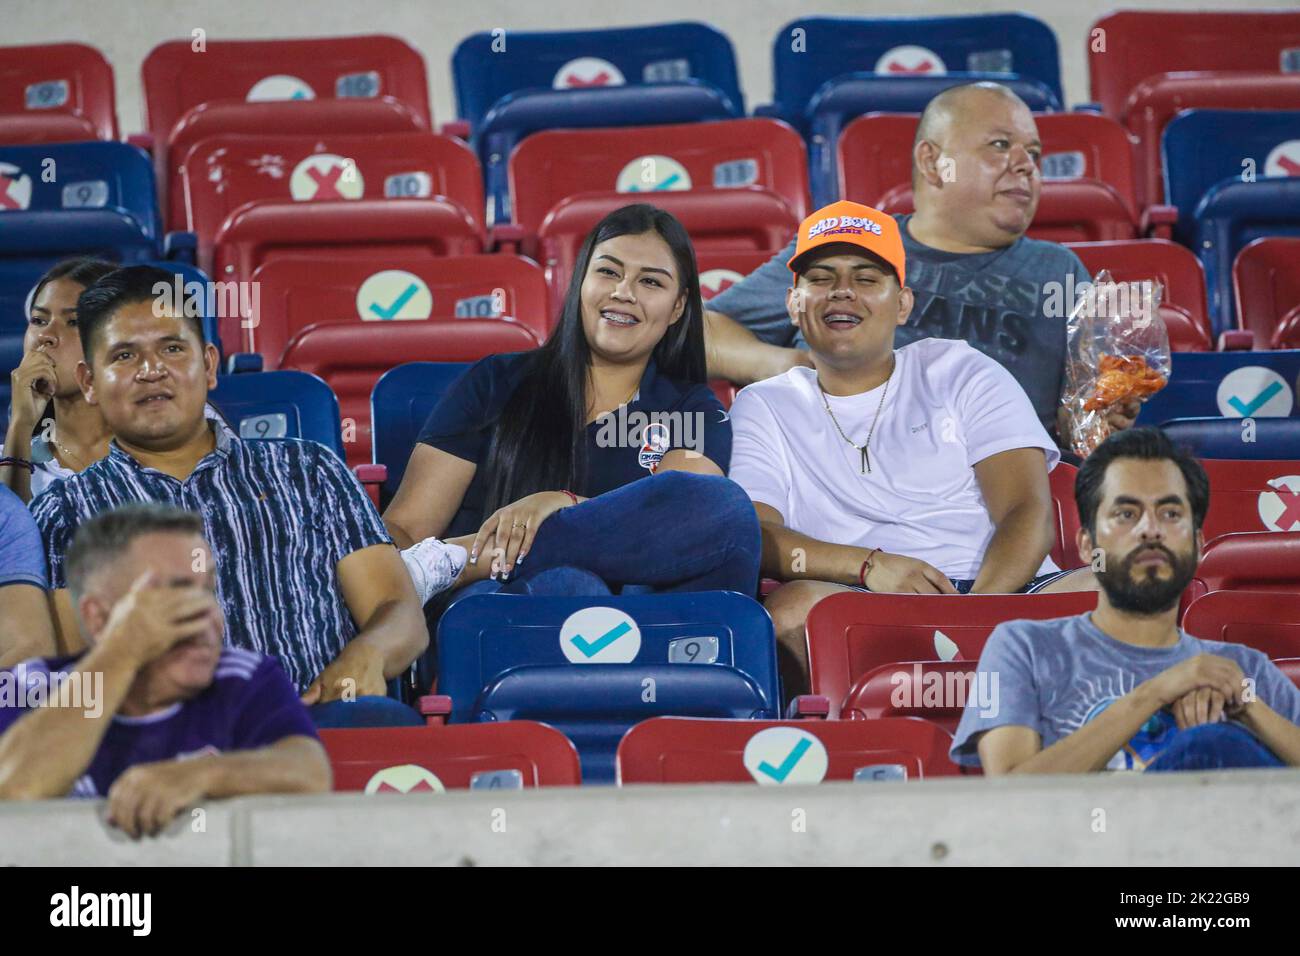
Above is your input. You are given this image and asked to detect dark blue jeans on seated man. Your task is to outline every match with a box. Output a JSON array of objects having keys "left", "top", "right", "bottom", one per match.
[
  {"left": 1146, "top": 722, "right": 1285, "bottom": 771},
  {"left": 309, "top": 697, "right": 425, "bottom": 729},
  {"left": 451, "top": 472, "right": 763, "bottom": 603}
]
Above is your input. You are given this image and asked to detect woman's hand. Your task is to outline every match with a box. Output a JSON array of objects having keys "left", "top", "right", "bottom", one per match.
[
  {"left": 9, "top": 345, "right": 57, "bottom": 431},
  {"left": 470, "top": 491, "right": 576, "bottom": 580}
]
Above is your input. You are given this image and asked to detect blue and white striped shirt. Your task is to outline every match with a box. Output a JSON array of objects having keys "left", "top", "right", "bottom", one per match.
[{"left": 31, "top": 425, "right": 391, "bottom": 693}]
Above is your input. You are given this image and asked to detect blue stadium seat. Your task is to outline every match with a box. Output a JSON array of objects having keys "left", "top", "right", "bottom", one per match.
[
  {"left": 370, "top": 361, "right": 471, "bottom": 505},
  {"left": 437, "top": 592, "right": 780, "bottom": 782},
  {"left": 451, "top": 22, "right": 743, "bottom": 132},
  {"left": 1195, "top": 177, "right": 1300, "bottom": 334},
  {"left": 1135, "top": 350, "right": 1300, "bottom": 425},
  {"left": 805, "top": 73, "right": 1061, "bottom": 207},
  {"left": 1160, "top": 417, "right": 1300, "bottom": 459},
  {"left": 0, "top": 141, "right": 159, "bottom": 238},
  {"left": 767, "top": 14, "right": 1063, "bottom": 132},
  {"left": 1163, "top": 110, "right": 1300, "bottom": 248},
  {"left": 474, "top": 81, "right": 738, "bottom": 224},
  {"left": 208, "top": 369, "right": 344, "bottom": 459}
]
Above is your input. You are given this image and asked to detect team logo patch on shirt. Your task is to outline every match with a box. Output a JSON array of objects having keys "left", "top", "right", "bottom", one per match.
[{"left": 637, "top": 422, "right": 672, "bottom": 472}]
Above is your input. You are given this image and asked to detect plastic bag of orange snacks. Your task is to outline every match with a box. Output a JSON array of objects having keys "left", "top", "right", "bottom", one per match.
[{"left": 1060, "top": 271, "right": 1171, "bottom": 458}]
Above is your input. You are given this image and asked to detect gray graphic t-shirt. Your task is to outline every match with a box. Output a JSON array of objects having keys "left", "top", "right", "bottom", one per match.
[
  {"left": 950, "top": 613, "right": 1300, "bottom": 770},
  {"left": 708, "top": 214, "right": 1091, "bottom": 434}
]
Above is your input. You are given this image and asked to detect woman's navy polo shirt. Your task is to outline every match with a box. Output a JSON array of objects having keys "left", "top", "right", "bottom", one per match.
[{"left": 417, "top": 351, "right": 732, "bottom": 537}]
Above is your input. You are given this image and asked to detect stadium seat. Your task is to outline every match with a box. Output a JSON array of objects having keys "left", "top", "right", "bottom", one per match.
[
  {"left": 319, "top": 722, "right": 582, "bottom": 791},
  {"left": 208, "top": 368, "right": 344, "bottom": 459},
  {"left": 178, "top": 132, "right": 483, "bottom": 263},
  {"left": 1196, "top": 460, "right": 1300, "bottom": 541},
  {"left": 437, "top": 592, "right": 781, "bottom": 782},
  {"left": 1049, "top": 462, "right": 1083, "bottom": 570},
  {"left": 508, "top": 118, "right": 810, "bottom": 241},
  {"left": 451, "top": 23, "right": 744, "bottom": 133},
  {"left": 535, "top": 189, "right": 799, "bottom": 312},
  {"left": 0, "top": 42, "right": 118, "bottom": 142},
  {"left": 1187, "top": 532, "right": 1300, "bottom": 603},
  {"left": 836, "top": 111, "right": 1141, "bottom": 217},
  {"left": 1234, "top": 237, "right": 1300, "bottom": 349},
  {"left": 1088, "top": 11, "right": 1300, "bottom": 118},
  {"left": 841, "top": 660, "right": 977, "bottom": 733},
  {"left": 1161, "top": 418, "right": 1300, "bottom": 460},
  {"left": 1067, "top": 240, "right": 1212, "bottom": 352},
  {"left": 476, "top": 81, "right": 739, "bottom": 224},
  {"left": 804, "top": 591, "right": 1100, "bottom": 719},
  {"left": 1182, "top": 590, "right": 1300, "bottom": 666},
  {"left": 1195, "top": 177, "right": 1300, "bottom": 332},
  {"left": 249, "top": 252, "right": 548, "bottom": 367},
  {"left": 767, "top": 14, "right": 1063, "bottom": 133},
  {"left": 1124, "top": 73, "right": 1300, "bottom": 211},
  {"left": 806, "top": 72, "right": 1060, "bottom": 207},
  {"left": 370, "top": 361, "right": 472, "bottom": 505},
  {"left": 696, "top": 251, "right": 777, "bottom": 303},
  {"left": 1135, "top": 350, "right": 1300, "bottom": 425},
  {"left": 616, "top": 716, "right": 961, "bottom": 784},
  {"left": 278, "top": 319, "right": 540, "bottom": 468}
]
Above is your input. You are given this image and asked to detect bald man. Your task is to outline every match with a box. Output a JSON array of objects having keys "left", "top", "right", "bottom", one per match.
[{"left": 705, "top": 82, "right": 1139, "bottom": 447}]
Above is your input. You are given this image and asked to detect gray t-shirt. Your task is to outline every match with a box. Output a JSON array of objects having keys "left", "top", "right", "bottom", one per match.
[
  {"left": 950, "top": 612, "right": 1300, "bottom": 770},
  {"left": 708, "top": 214, "right": 1091, "bottom": 434}
]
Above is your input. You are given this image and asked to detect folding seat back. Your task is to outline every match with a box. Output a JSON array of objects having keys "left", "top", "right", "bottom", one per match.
[
  {"left": 805, "top": 591, "right": 1099, "bottom": 718},
  {"left": 1067, "top": 240, "right": 1212, "bottom": 352},
  {"left": 438, "top": 592, "right": 780, "bottom": 782},
  {"left": 320, "top": 722, "right": 582, "bottom": 791},
  {"left": 1049, "top": 462, "right": 1083, "bottom": 570},
  {"left": 696, "top": 251, "right": 779, "bottom": 303},
  {"left": 509, "top": 118, "right": 809, "bottom": 239},
  {"left": 1089, "top": 11, "right": 1300, "bottom": 119},
  {"left": 452, "top": 23, "right": 743, "bottom": 131},
  {"left": 279, "top": 320, "right": 540, "bottom": 468},
  {"left": 1196, "top": 177, "right": 1300, "bottom": 331},
  {"left": 477, "top": 81, "right": 738, "bottom": 224},
  {"left": 1198, "top": 460, "right": 1300, "bottom": 541},
  {"left": 207, "top": 368, "right": 344, "bottom": 459},
  {"left": 1187, "top": 532, "right": 1300, "bottom": 604},
  {"left": 1182, "top": 590, "right": 1300, "bottom": 662},
  {"left": 842, "top": 660, "right": 979, "bottom": 732},
  {"left": 371, "top": 361, "right": 472, "bottom": 504},
  {"left": 1234, "top": 237, "right": 1300, "bottom": 349},
  {"left": 770, "top": 14, "right": 1062, "bottom": 131},
  {"left": 250, "top": 252, "right": 548, "bottom": 367},
  {"left": 0, "top": 141, "right": 159, "bottom": 238},
  {"left": 1134, "top": 351, "right": 1300, "bottom": 425},
  {"left": 616, "top": 716, "right": 960, "bottom": 784},
  {"left": 806, "top": 72, "right": 1060, "bottom": 207},
  {"left": 0, "top": 42, "right": 118, "bottom": 141},
  {"left": 179, "top": 132, "right": 483, "bottom": 258},
  {"left": 1161, "top": 418, "right": 1300, "bottom": 460},
  {"left": 536, "top": 189, "right": 798, "bottom": 311}
]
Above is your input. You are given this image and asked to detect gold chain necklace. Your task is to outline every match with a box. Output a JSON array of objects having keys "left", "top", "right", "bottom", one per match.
[{"left": 818, "top": 364, "right": 893, "bottom": 475}]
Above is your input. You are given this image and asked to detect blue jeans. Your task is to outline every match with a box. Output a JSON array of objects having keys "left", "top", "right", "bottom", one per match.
[
  {"left": 1146, "top": 722, "right": 1284, "bottom": 771},
  {"left": 309, "top": 696, "right": 425, "bottom": 728},
  {"left": 450, "top": 472, "right": 761, "bottom": 602}
]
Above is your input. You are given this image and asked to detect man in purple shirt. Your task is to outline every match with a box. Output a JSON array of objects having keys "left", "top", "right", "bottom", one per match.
[{"left": 0, "top": 502, "right": 330, "bottom": 837}]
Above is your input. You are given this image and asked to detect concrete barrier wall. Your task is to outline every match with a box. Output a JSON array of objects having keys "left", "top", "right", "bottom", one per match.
[{"left": 4, "top": 768, "right": 1299, "bottom": 866}]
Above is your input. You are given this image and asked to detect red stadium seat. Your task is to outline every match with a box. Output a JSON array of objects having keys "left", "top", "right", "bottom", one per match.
[
  {"left": 1234, "top": 237, "right": 1300, "bottom": 349},
  {"left": 536, "top": 187, "right": 799, "bottom": 312},
  {"left": 0, "top": 42, "right": 117, "bottom": 142},
  {"left": 279, "top": 319, "right": 540, "bottom": 467},
  {"left": 615, "top": 716, "right": 960, "bottom": 783},
  {"left": 838, "top": 111, "right": 1141, "bottom": 215},
  {"left": 841, "top": 660, "right": 977, "bottom": 733},
  {"left": 1182, "top": 590, "right": 1300, "bottom": 666},
  {"left": 1187, "top": 531, "right": 1300, "bottom": 603},
  {"left": 805, "top": 591, "right": 1100, "bottom": 718},
  {"left": 696, "top": 250, "right": 778, "bottom": 302},
  {"left": 1200, "top": 460, "right": 1300, "bottom": 541},
  {"left": 509, "top": 118, "right": 810, "bottom": 237},
  {"left": 878, "top": 180, "right": 1141, "bottom": 243},
  {"left": 180, "top": 131, "right": 482, "bottom": 267},
  {"left": 1049, "top": 462, "right": 1084, "bottom": 570},
  {"left": 1067, "top": 240, "right": 1213, "bottom": 352},
  {"left": 1089, "top": 11, "right": 1300, "bottom": 119},
  {"left": 319, "top": 722, "right": 581, "bottom": 791},
  {"left": 1121, "top": 72, "right": 1300, "bottom": 209},
  {"left": 250, "top": 252, "right": 549, "bottom": 367}
]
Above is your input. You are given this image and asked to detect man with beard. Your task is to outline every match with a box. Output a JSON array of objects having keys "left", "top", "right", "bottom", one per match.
[{"left": 953, "top": 428, "right": 1300, "bottom": 773}]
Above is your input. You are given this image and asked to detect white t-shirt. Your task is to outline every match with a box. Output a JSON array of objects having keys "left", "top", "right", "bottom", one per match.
[{"left": 728, "top": 337, "right": 1061, "bottom": 581}]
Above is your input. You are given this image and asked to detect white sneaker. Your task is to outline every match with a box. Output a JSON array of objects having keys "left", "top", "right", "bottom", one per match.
[{"left": 400, "top": 537, "right": 468, "bottom": 604}]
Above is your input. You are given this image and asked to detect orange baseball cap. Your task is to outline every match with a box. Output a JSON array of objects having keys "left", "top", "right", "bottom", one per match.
[{"left": 787, "top": 200, "right": 906, "bottom": 285}]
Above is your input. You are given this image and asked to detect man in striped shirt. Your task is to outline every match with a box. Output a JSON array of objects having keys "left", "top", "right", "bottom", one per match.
[{"left": 31, "top": 266, "right": 429, "bottom": 725}]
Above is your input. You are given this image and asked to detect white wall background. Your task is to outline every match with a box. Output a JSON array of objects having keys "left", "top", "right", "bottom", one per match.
[{"left": 7, "top": 0, "right": 1298, "bottom": 134}]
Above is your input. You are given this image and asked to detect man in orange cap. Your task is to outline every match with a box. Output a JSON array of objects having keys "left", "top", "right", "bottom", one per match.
[{"left": 728, "top": 200, "right": 1096, "bottom": 699}]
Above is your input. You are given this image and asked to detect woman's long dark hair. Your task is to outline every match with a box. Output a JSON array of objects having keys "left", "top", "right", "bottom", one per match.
[{"left": 482, "top": 203, "right": 707, "bottom": 513}]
